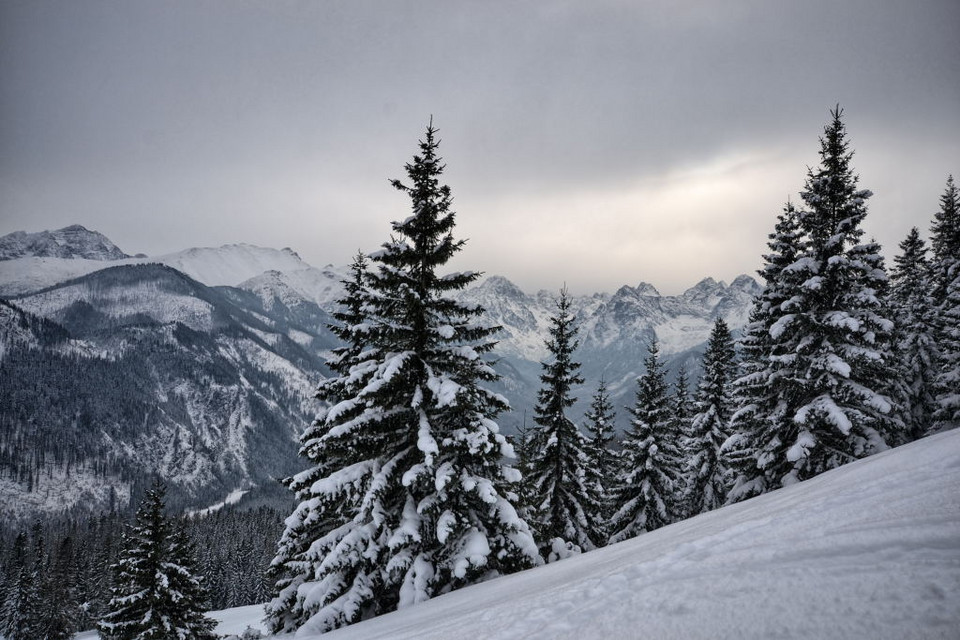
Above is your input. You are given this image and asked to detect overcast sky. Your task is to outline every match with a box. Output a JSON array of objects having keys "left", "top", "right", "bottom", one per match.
[{"left": 1, "top": 0, "right": 958, "bottom": 294}]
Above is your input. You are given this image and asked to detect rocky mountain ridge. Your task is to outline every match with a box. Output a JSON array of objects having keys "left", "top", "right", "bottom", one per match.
[
  {"left": 0, "top": 226, "right": 761, "bottom": 518},
  {"left": 0, "top": 224, "right": 132, "bottom": 261}
]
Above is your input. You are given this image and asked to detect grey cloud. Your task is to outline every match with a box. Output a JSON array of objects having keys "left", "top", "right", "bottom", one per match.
[{"left": 1, "top": 0, "right": 958, "bottom": 293}]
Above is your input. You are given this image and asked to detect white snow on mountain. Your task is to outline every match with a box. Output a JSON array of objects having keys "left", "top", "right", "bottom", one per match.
[
  {"left": 0, "top": 224, "right": 130, "bottom": 261},
  {"left": 460, "top": 273, "right": 760, "bottom": 365},
  {"left": 0, "top": 256, "right": 121, "bottom": 296},
  {"left": 15, "top": 276, "right": 218, "bottom": 332},
  {"left": 0, "top": 229, "right": 759, "bottom": 366},
  {"left": 110, "top": 428, "right": 958, "bottom": 640},
  {"left": 0, "top": 237, "right": 347, "bottom": 305}
]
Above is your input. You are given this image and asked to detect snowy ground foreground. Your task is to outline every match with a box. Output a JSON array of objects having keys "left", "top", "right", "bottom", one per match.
[{"left": 79, "top": 429, "right": 960, "bottom": 639}]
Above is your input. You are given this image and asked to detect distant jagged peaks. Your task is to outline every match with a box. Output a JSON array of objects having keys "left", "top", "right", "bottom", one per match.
[{"left": 0, "top": 224, "right": 130, "bottom": 261}]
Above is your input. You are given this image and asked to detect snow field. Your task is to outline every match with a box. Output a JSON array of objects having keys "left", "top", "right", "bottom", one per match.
[
  {"left": 73, "top": 428, "right": 958, "bottom": 640},
  {"left": 300, "top": 428, "right": 959, "bottom": 639}
]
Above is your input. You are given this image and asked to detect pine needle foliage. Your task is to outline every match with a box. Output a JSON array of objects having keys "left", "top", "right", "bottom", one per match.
[
  {"left": 98, "top": 482, "right": 216, "bottom": 640},
  {"left": 527, "top": 289, "right": 603, "bottom": 558},
  {"left": 266, "top": 122, "right": 539, "bottom": 635}
]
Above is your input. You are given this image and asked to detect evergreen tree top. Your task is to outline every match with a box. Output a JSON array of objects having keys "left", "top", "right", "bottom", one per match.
[
  {"left": 535, "top": 288, "right": 585, "bottom": 424},
  {"left": 802, "top": 106, "right": 872, "bottom": 251},
  {"left": 379, "top": 122, "right": 466, "bottom": 283},
  {"left": 931, "top": 175, "right": 960, "bottom": 265}
]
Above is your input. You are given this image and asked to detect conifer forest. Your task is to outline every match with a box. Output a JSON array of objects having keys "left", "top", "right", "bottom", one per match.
[{"left": 0, "top": 107, "right": 958, "bottom": 638}]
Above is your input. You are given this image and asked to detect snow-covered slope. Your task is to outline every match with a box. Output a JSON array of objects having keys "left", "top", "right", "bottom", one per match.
[
  {"left": 0, "top": 225, "right": 762, "bottom": 437},
  {"left": 0, "top": 264, "right": 340, "bottom": 518},
  {"left": 0, "top": 239, "right": 347, "bottom": 303},
  {"left": 188, "top": 429, "right": 960, "bottom": 640}
]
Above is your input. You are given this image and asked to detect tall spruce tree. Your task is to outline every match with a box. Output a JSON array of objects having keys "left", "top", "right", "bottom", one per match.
[
  {"left": 265, "top": 251, "right": 371, "bottom": 630},
  {"left": 725, "top": 202, "right": 804, "bottom": 502},
  {"left": 527, "top": 289, "right": 602, "bottom": 558},
  {"left": 98, "top": 482, "right": 216, "bottom": 640},
  {"left": 583, "top": 378, "right": 617, "bottom": 543},
  {"left": 930, "top": 176, "right": 960, "bottom": 431},
  {"left": 671, "top": 364, "right": 694, "bottom": 517},
  {"left": 685, "top": 318, "right": 736, "bottom": 514},
  {"left": 266, "top": 122, "right": 539, "bottom": 635},
  {"left": 729, "top": 108, "right": 897, "bottom": 490},
  {"left": 608, "top": 339, "right": 683, "bottom": 543},
  {"left": 930, "top": 175, "right": 960, "bottom": 305},
  {"left": 889, "top": 228, "right": 940, "bottom": 440}
]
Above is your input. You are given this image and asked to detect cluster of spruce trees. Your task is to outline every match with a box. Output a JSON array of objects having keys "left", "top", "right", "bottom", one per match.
[
  {"left": 514, "top": 108, "right": 959, "bottom": 558},
  {"left": 267, "top": 110, "right": 958, "bottom": 636},
  {"left": 0, "top": 493, "right": 284, "bottom": 638},
  {"left": 516, "top": 301, "right": 744, "bottom": 554}
]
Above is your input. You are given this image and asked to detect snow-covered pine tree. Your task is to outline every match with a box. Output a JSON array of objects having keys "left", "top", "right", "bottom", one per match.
[
  {"left": 736, "top": 108, "right": 897, "bottom": 488},
  {"left": 266, "top": 122, "right": 539, "bottom": 635},
  {"left": 527, "top": 289, "right": 603, "bottom": 559},
  {"left": 670, "top": 364, "right": 694, "bottom": 518},
  {"left": 265, "top": 251, "right": 372, "bottom": 632},
  {"left": 98, "top": 482, "right": 216, "bottom": 640},
  {"left": 0, "top": 531, "right": 42, "bottom": 640},
  {"left": 506, "top": 415, "right": 536, "bottom": 524},
  {"left": 583, "top": 378, "right": 617, "bottom": 543},
  {"left": 608, "top": 339, "right": 684, "bottom": 543},
  {"left": 685, "top": 318, "right": 736, "bottom": 515},
  {"left": 935, "top": 277, "right": 960, "bottom": 431},
  {"left": 889, "top": 228, "right": 940, "bottom": 440},
  {"left": 724, "top": 201, "right": 804, "bottom": 503},
  {"left": 930, "top": 175, "right": 960, "bottom": 305},
  {"left": 930, "top": 176, "right": 960, "bottom": 432},
  {"left": 672, "top": 364, "right": 693, "bottom": 440}
]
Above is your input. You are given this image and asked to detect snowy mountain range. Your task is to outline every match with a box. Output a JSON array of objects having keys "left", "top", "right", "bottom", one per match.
[{"left": 0, "top": 225, "right": 760, "bottom": 518}]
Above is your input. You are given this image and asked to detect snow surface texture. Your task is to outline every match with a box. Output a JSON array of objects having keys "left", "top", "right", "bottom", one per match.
[{"left": 149, "top": 429, "right": 960, "bottom": 640}]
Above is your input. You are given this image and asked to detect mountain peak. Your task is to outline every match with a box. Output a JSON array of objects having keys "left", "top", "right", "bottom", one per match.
[
  {"left": 0, "top": 225, "right": 130, "bottom": 261},
  {"left": 477, "top": 275, "right": 527, "bottom": 300},
  {"left": 683, "top": 276, "right": 726, "bottom": 296},
  {"left": 635, "top": 281, "right": 660, "bottom": 297},
  {"left": 730, "top": 273, "right": 762, "bottom": 294}
]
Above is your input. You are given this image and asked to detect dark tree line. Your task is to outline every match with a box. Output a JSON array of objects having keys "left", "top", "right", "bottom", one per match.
[{"left": 0, "top": 500, "right": 285, "bottom": 636}]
